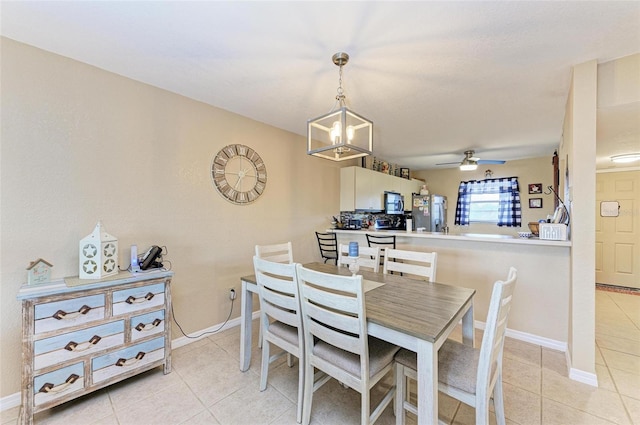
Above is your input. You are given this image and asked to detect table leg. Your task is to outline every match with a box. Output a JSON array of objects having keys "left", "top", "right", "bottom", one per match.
[
  {"left": 239, "top": 279, "right": 253, "bottom": 371},
  {"left": 462, "top": 300, "right": 475, "bottom": 347},
  {"left": 416, "top": 339, "right": 437, "bottom": 425}
]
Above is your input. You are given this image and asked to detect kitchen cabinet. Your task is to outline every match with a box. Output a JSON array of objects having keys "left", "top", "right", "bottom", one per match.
[
  {"left": 17, "top": 270, "right": 173, "bottom": 425},
  {"left": 340, "top": 166, "right": 423, "bottom": 212}
]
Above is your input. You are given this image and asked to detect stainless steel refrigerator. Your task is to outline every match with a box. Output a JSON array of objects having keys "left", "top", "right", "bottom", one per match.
[{"left": 411, "top": 194, "right": 447, "bottom": 232}]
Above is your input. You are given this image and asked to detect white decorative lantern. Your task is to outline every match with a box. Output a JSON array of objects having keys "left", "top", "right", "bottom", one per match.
[{"left": 79, "top": 221, "right": 119, "bottom": 279}]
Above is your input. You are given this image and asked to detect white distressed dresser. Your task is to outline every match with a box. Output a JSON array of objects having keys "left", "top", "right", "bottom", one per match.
[{"left": 17, "top": 270, "right": 173, "bottom": 425}]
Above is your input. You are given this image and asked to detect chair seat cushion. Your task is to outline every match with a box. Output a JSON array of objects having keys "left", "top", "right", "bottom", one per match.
[
  {"left": 395, "top": 339, "right": 480, "bottom": 394},
  {"left": 314, "top": 337, "right": 400, "bottom": 379},
  {"left": 268, "top": 321, "right": 299, "bottom": 346}
]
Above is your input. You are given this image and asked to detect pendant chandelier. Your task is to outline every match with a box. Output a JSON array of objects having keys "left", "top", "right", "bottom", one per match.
[{"left": 307, "top": 52, "right": 373, "bottom": 161}]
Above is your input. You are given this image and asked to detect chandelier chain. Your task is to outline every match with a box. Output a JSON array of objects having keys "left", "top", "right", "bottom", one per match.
[{"left": 336, "top": 64, "right": 346, "bottom": 106}]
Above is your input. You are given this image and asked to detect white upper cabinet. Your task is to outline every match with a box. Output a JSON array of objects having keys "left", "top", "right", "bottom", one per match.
[{"left": 340, "top": 166, "right": 422, "bottom": 212}]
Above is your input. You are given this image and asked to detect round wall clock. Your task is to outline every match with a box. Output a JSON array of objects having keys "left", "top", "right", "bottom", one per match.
[{"left": 211, "top": 144, "right": 267, "bottom": 205}]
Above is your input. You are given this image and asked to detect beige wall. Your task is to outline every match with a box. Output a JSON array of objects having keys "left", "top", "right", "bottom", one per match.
[
  {"left": 0, "top": 38, "right": 342, "bottom": 397},
  {"left": 413, "top": 156, "right": 556, "bottom": 235}
]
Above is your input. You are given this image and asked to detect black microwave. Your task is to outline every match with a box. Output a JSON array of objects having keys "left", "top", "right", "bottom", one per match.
[{"left": 384, "top": 191, "right": 404, "bottom": 214}]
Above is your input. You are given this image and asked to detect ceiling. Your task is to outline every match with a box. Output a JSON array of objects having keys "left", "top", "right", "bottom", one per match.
[{"left": 1, "top": 1, "right": 639, "bottom": 170}]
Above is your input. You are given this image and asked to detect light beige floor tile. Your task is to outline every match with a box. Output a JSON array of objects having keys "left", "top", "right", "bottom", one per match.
[
  {"left": 502, "top": 356, "right": 541, "bottom": 394},
  {"left": 597, "top": 322, "right": 640, "bottom": 341},
  {"left": 542, "top": 347, "right": 568, "bottom": 376},
  {"left": 91, "top": 415, "right": 120, "bottom": 425},
  {"left": 208, "top": 383, "right": 293, "bottom": 425},
  {"left": 268, "top": 406, "right": 301, "bottom": 425},
  {"left": 596, "top": 363, "right": 618, "bottom": 393},
  {"left": 501, "top": 382, "right": 541, "bottom": 425},
  {"left": 542, "top": 397, "right": 620, "bottom": 425},
  {"left": 451, "top": 401, "right": 518, "bottom": 425},
  {"left": 609, "top": 367, "right": 640, "bottom": 401},
  {"left": 180, "top": 409, "right": 221, "bottom": 424},
  {"left": 542, "top": 369, "right": 631, "bottom": 424},
  {"left": 172, "top": 339, "right": 237, "bottom": 379},
  {"left": 107, "top": 366, "right": 183, "bottom": 410},
  {"left": 503, "top": 337, "right": 541, "bottom": 367},
  {"left": 601, "top": 348, "right": 640, "bottom": 375},
  {"left": 174, "top": 337, "right": 216, "bottom": 355},
  {"left": 33, "top": 389, "right": 113, "bottom": 425},
  {"left": 263, "top": 357, "right": 302, "bottom": 403},
  {"left": 597, "top": 333, "right": 640, "bottom": 357},
  {"left": 622, "top": 395, "right": 640, "bottom": 425},
  {"left": 113, "top": 381, "right": 205, "bottom": 425},
  {"left": 597, "top": 344, "right": 607, "bottom": 365},
  {"left": 180, "top": 355, "right": 260, "bottom": 407}
]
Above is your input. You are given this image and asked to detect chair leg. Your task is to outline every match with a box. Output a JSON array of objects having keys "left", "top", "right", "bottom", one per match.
[
  {"left": 258, "top": 325, "right": 263, "bottom": 349},
  {"left": 394, "top": 363, "right": 405, "bottom": 425},
  {"left": 259, "top": 339, "right": 270, "bottom": 391},
  {"left": 302, "top": 355, "right": 314, "bottom": 425},
  {"left": 493, "top": 377, "right": 506, "bottom": 425},
  {"left": 362, "top": 387, "right": 371, "bottom": 425},
  {"left": 287, "top": 353, "right": 294, "bottom": 367},
  {"left": 296, "top": 353, "right": 304, "bottom": 424}
]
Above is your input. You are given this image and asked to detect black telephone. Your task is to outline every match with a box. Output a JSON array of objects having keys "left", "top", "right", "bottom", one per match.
[{"left": 139, "top": 245, "right": 163, "bottom": 270}]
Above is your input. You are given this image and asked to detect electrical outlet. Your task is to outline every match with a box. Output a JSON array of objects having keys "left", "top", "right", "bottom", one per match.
[{"left": 229, "top": 288, "right": 237, "bottom": 301}]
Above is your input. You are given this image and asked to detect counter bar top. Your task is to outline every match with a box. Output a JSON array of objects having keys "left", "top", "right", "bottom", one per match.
[{"left": 331, "top": 228, "right": 571, "bottom": 247}]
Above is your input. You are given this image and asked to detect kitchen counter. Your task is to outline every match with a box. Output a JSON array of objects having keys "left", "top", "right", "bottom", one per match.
[
  {"left": 331, "top": 227, "right": 571, "bottom": 347},
  {"left": 331, "top": 228, "right": 571, "bottom": 247}
]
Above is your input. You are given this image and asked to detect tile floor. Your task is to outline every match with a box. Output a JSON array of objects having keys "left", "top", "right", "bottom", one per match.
[{"left": 2, "top": 289, "right": 639, "bottom": 425}]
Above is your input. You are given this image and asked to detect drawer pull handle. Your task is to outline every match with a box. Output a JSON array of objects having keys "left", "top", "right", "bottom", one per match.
[
  {"left": 64, "top": 335, "right": 102, "bottom": 352},
  {"left": 135, "top": 318, "right": 162, "bottom": 332},
  {"left": 125, "top": 293, "right": 155, "bottom": 304},
  {"left": 115, "top": 351, "right": 146, "bottom": 367},
  {"left": 39, "top": 373, "right": 80, "bottom": 394},
  {"left": 52, "top": 305, "right": 92, "bottom": 320}
]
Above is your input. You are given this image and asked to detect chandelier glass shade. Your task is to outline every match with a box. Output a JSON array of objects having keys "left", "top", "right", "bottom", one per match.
[{"left": 307, "top": 53, "right": 373, "bottom": 161}]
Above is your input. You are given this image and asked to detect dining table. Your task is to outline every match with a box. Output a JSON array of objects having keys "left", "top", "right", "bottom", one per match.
[{"left": 239, "top": 262, "right": 476, "bottom": 425}]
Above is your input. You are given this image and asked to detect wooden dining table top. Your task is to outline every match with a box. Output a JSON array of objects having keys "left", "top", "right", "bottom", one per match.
[{"left": 242, "top": 261, "right": 476, "bottom": 344}]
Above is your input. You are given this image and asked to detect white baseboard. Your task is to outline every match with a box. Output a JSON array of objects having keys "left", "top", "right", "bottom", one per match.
[
  {"left": 171, "top": 311, "right": 260, "bottom": 349},
  {"left": 474, "top": 320, "right": 567, "bottom": 351},
  {"left": 565, "top": 348, "right": 599, "bottom": 387},
  {"left": 0, "top": 311, "right": 260, "bottom": 413}
]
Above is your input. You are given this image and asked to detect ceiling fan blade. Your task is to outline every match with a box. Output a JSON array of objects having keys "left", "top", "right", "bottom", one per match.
[
  {"left": 436, "top": 161, "right": 463, "bottom": 166},
  {"left": 477, "top": 159, "right": 506, "bottom": 164}
]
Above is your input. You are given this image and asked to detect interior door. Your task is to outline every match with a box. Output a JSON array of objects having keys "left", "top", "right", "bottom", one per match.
[{"left": 595, "top": 171, "right": 640, "bottom": 288}]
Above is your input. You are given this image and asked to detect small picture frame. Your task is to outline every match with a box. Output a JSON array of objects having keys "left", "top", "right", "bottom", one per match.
[
  {"left": 528, "top": 183, "right": 543, "bottom": 194},
  {"left": 529, "top": 198, "right": 543, "bottom": 208},
  {"left": 400, "top": 168, "right": 410, "bottom": 179}
]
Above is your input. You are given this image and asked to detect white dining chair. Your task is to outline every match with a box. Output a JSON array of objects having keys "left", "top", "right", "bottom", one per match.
[
  {"left": 296, "top": 264, "right": 399, "bottom": 425},
  {"left": 253, "top": 256, "right": 304, "bottom": 423},
  {"left": 338, "top": 244, "right": 381, "bottom": 273},
  {"left": 383, "top": 248, "right": 437, "bottom": 282},
  {"left": 255, "top": 241, "right": 294, "bottom": 264},
  {"left": 255, "top": 242, "right": 294, "bottom": 349},
  {"left": 394, "top": 267, "right": 518, "bottom": 425}
]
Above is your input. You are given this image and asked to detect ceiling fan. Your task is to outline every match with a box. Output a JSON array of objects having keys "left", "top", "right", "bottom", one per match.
[{"left": 436, "top": 150, "right": 506, "bottom": 170}]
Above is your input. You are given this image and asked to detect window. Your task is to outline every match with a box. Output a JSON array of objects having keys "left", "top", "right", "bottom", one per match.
[
  {"left": 455, "top": 177, "right": 521, "bottom": 227},
  {"left": 468, "top": 193, "right": 500, "bottom": 223}
]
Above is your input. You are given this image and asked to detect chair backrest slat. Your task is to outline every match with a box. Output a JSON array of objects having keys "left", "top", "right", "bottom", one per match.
[
  {"left": 297, "top": 264, "right": 367, "bottom": 359},
  {"left": 253, "top": 256, "right": 301, "bottom": 336},
  {"left": 338, "top": 244, "right": 381, "bottom": 272},
  {"left": 255, "top": 242, "right": 293, "bottom": 264},
  {"left": 383, "top": 248, "right": 437, "bottom": 282}
]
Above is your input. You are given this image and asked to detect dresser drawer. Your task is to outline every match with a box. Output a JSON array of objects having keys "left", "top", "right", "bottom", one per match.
[
  {"left": 33, "top": 362, "right": 84, "bottom": 407},
  {"left": 34, "top": 321, "right": 125, "bottom": 370},
  {"left": 112, "top": 282, "right": 165, "bottom": 316},
  {"left": 92, "top": 337, "right": 165, "bottom": 383},
  {"left": 34, "top": 294, "right": 105, "bottom": 334},
  {"left": 131, "top": 310, "right": 165, "bottom": 341}
]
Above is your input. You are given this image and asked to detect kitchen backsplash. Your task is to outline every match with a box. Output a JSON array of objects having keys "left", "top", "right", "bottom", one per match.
[{"left": 336, "top": 211, "right": 410, "bottom": 230}]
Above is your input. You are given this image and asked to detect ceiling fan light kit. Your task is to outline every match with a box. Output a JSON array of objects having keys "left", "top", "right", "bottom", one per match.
[
  {"left": 610, "top": 153, "right": 640, "bottom": 163},
  {"left": 307, "top": 52, "right": 373, "bottom": 162}
]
